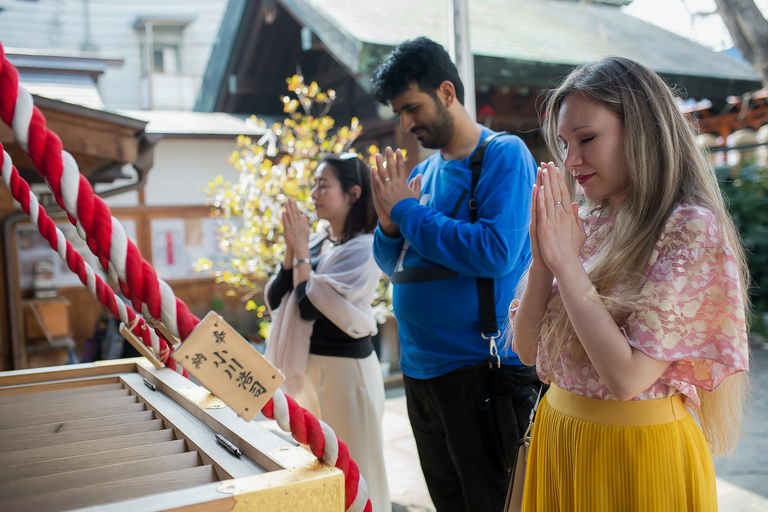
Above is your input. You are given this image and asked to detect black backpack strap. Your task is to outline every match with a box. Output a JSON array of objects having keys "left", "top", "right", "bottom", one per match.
[
  {"left": 468, "top": 131, "right": 507, "bottom": 222},
  {"left": 469, "top": 131, "right": 508, "bottom": 367}
]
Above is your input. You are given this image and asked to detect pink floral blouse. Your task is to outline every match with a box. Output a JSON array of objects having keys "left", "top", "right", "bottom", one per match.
[{"left": 510, "top": 204, "right": 749, "bottom": 409}]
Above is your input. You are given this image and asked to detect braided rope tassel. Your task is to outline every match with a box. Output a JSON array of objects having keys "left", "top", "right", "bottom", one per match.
[
  {"left": 0, "top": 43, "right": 372, "bottom": 511},
  {"left": 0, "top": 148, "right": 186, "bottom": 376}
]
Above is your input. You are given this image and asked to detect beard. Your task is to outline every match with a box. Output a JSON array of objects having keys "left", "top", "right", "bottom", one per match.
[{"left": 412, "top": 99, "right": 455, "bottom": 149}]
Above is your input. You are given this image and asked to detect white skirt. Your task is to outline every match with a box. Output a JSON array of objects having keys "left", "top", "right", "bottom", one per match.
[{"left": 295, "top": 352, "right": 391, "bottom": 512}]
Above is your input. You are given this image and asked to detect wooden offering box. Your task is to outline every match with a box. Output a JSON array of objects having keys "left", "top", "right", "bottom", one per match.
[{"left": 0, "top": 359, "right": 344, "bottom": 511}]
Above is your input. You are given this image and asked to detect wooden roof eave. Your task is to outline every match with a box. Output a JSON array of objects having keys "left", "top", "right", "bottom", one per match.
[
  {"left": 0, "top": 95, "right": 151, "bottom": 187},
  {"left": 359, "top": 52, "right": 761, "bottom": 110},
  {"left": 279, "top": 0, "right": 364, "bottom": 76}
]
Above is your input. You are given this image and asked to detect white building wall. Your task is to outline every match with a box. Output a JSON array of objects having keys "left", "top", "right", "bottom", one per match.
[
  {"left": 0, "top": 0, "right": 227, "bottom": 110},
  {"left": 105, "top": 138, "right": 242, "bottom": 207}
]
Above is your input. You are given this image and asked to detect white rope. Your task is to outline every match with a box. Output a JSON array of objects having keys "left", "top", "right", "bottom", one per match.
[
  {"left": 1, "top": 149, "right": 166, "bottom": 366},
  {"left": 6, "top": 79, "right": 184, "bottom": 339},
  {"left": 1, "top": 152, "right": 12, "bottom": 187},
  {"left": 271, "top": 388, "right": 291, "bottom": 432},
  {"left": 159, "top": 279, "right": 180, "bottom": 338},
  {"left": 320, "top": 419, "right": 339, "bottom": 466},
  {"left": 109, "top": 217, "right": 128, "bottom": 282},
  {"left": 60, "top": 150, "right": 80, "bottom": 217},
  {"left": 11, "top": 87, "right": 33, "bottom": 152},
  {"left": 347, "top": 473, "right": 369, "bottom": 512}
]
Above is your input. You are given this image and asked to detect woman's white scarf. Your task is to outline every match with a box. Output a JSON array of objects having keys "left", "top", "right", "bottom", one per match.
[{"left": 264, "top": 234, "right": 381, "bottom": 396}]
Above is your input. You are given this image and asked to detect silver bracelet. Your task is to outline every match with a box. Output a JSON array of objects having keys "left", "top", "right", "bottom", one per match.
[{"left": 292, "top": 257, "right": 311, "bottom": 267}]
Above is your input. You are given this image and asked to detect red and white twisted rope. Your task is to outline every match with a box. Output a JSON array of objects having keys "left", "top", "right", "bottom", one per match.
[
  {"left": 0, "top": 48, "right": 195, "bottom": 338},
  {"left": 0, "top": 43, "right": 371, "bottom": 512},
  {"left": 0, "top": 148, "right": 185, "bottom": 375}
]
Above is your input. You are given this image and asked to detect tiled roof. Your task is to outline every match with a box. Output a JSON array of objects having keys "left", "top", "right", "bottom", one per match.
[
  {"left": 284, "top": 0, "right": 757, "bottom": 80},
  {"left": 19, "top": 72, "right": 105, "bottom": 110},
  {"left": 118, "top": 110, "right": 270, "bottom": 136},
  {"left": 196, "top": 0, "right": 760, "bottom": 112}
]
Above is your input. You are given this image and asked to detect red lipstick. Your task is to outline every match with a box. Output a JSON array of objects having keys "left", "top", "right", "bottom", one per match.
[{"left": 575, "top": 174, "right": 595, "bottom": 185}]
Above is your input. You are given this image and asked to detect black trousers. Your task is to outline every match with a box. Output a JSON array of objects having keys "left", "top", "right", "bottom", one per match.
[{"left": 403, "top": 363, "right": 541, "bottom": 512}]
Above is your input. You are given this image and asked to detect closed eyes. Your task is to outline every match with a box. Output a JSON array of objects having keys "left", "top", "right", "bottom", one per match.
[{"left": 560, "top": 135, "right": 596, "bottom": 151}]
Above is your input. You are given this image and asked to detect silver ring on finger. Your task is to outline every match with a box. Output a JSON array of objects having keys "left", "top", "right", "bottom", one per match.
[
  {"left": 383, "top": 177, "right": 391, "bottom": 183},
  {"left": 554, "top": 201, "right": 562, "bottom": 205}
]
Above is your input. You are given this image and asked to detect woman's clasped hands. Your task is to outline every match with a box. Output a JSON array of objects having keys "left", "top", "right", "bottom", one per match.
[
  {"left": 281, "top": 198, "right": 310, "bottom": 257},
  {"left": 530, "top": 162, "right": 586, "bottom": 277}
]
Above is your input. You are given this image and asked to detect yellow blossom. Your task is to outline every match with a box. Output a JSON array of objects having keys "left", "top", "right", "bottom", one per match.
[{"left": 195, "top": 73, "right": 392, "bottom": 322}]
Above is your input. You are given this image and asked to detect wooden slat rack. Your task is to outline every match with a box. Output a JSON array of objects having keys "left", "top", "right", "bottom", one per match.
[{"left": 0, "top": 359, "right": 344, "bottom": 511}]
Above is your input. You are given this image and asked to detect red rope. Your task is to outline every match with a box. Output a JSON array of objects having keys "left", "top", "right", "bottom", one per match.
[
  {"left": 0, "top": 148, "right": 185, "bottom": 375},
  {"left": 0, "top": 43, "right": 371, "bottom": 511}
]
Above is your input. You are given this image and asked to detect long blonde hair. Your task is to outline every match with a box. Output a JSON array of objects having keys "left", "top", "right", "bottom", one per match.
[{"left": 538, "top": 57, "right": 750, "bottom": 456}]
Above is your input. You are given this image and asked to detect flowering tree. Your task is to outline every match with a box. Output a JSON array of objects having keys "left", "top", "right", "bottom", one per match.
[{"left": 196, "top": 76, "right": 391, "bottom": 336}]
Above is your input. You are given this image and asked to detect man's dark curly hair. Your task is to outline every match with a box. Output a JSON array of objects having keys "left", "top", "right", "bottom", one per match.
[{"left": 371, "top": 37, "right": 464, "bottom": 106}]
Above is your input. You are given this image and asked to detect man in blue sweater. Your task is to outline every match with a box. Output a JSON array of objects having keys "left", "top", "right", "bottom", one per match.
[{"left": 370, "top": 38, "right": 540, "bottom": 512}]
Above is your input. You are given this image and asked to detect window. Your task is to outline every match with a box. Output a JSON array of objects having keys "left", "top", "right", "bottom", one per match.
[
  {"left": 137, "top": 21, "right": 188, "bottom": 76},
  {"left": 153, "top": 42, "right": 180, "bottom": 74}
]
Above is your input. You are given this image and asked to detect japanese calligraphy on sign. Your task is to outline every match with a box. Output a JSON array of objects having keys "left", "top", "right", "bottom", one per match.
[{"left": 172, "top": 311, "right": 284, "bottom": 421}]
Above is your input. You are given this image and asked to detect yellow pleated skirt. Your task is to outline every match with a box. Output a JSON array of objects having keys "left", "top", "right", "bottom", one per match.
[{"left": 522, "top": 384, "right": 717, "bottom": 512}]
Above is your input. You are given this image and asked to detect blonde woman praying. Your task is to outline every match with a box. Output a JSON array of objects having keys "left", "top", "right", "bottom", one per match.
[{"left": 510, "top": 57, "right": 750, "bottom": 511}]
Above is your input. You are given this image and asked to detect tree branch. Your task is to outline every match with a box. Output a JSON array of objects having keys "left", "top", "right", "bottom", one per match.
[{"left": 714, "top": 0, "right": 768, "bottom": 87}]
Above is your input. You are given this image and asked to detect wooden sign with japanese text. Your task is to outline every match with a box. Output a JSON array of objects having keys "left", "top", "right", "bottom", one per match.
[{"left": 172, "top": 311, "right": 284, "bottom": 421}]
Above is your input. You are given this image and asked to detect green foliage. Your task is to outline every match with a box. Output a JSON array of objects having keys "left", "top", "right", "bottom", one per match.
[
  {"left": 210, "top": 296, "right": 224, "bottom": 312},
  {"left": 371, "top": 278, "right": 393, "bottom": 323},
  {"left": 717, "top": 161, "right": 768, "bottom": 329},
  {"left": 196, "top": 75, "right": 392, "bottom": 326}
]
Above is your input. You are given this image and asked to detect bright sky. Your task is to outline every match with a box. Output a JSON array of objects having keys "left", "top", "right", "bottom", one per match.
[{"left": 622, "top": 0, "right": 768, "bottom": 51}]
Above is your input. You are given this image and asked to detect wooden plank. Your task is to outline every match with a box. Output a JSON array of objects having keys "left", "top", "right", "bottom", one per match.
[
  {"left": 0, "top": 451, "right": 202, "bottom": 498},
  {"left": 42, "top": 108, "right": 143, "bottom": 136},
  {"left": 0, "top": 388, "right": 132, "bottom": 413},
  {"left": 23, "top": 298, "right": 71, "bottom": 340},
  {"left": 0, "top": 197, "right": 11, "bottom": 371},
  {"left": 54, "top": 287, "right": 103, "bottom": 348},
  {"left": 0, "top": 410, "right": 156, "bottom": 440},
  {"left": 89, "top": 455, "right": 345, "bottom": 512},
  {"left": 132, "top": 367, "right": 291, "bottom": 474},
  {"left": 1, "top": 429, "right": 176, "bottom": 467},
  {"left": 0, "top": 375, "right": 123, "bottom": 397},
  {"left": 0, "top": 381, "right": 125, "bottom": 404},
  {"left": 0, "top": 402, "right": 147, "bottom": 430},
  {"left": 93, "top": 482, "right": 236, "bottom": 512},
  {"left": 1, "top": 465, "right": 218, "bottom": 512},
  {"left": 46, "top": 122, "right": 140, "bottom": 163},
  {"left": 0, "top": 439, "right": 187, "bottom": 482},
  {"left": 0, "top": 394, "right": 139, "bottom": 419},
  {"left": 25, "top": 344, "right": 71, "bottom": 369},
  {"left": 0, "top": 361, "right": 139, "bottom": 388},
  {"left": 120, "top": 372, "right": 269, "bottom": 480},
  {"left": 0, "top": 418, "right": 165, "bottom": 453},
  {"left": 55, "top": 287, "right": 103, "bottom": 349},
  {"left": 110, "top": 205, "right": 211, "bottom": 219}
]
